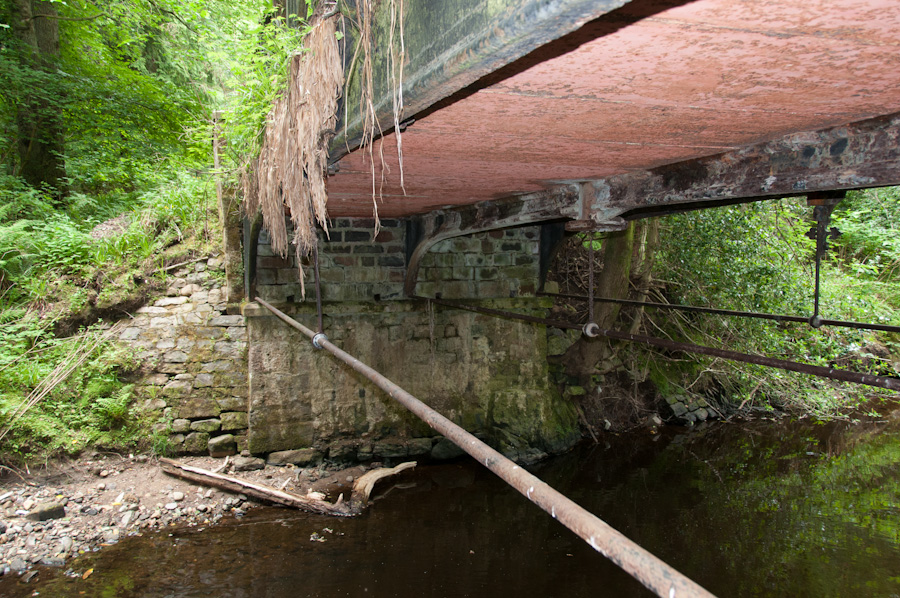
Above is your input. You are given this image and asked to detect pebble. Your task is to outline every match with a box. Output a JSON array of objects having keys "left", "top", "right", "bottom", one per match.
[
  {"left": 103, "top": 529, "right": 120, "bottom": 543},
  {"left": 172, "top": 492, "right": 185, "bottom": 502}
]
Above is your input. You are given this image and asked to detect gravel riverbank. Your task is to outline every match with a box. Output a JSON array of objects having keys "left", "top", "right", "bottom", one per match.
[{"left": 0, "top": 452, "right": 368, "bottom": 582}]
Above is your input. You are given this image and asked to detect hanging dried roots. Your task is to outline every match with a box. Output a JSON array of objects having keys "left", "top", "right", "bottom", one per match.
[
  {"left": 244, "top": 1, "right": 407, "bottom": 295},
  {"left": 243, "top": 14, "right": 343, "bottom": 296},
  {"left": 388, "top": 0, "right": 405, "bottom": 193},
  {"left": 355, "top": 0, "right": 383, "bottom": 234}
]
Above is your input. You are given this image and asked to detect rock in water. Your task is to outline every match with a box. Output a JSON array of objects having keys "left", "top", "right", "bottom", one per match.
[
  {"left": 9, "top": 557, "right": 26, "bottom": 572},
  {"left": 41, "top": 556, "right": 65, "bottom": 568},
  {"left": 431, "top": 438, "right": 465, "bottom": 461}
]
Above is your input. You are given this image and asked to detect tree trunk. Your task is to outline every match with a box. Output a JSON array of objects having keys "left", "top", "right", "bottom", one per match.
[
  {"left": 562, "top": 222, "right": 636, "bottom": 379},
  {"left": 12, "top": 0, "right": 66, "bottom": 196},
  {"left": 627, "top": 219, "right": 660, "bottom": 334},
  {"left": 213, "top": 112, "right": 245, "bottom": 305}
]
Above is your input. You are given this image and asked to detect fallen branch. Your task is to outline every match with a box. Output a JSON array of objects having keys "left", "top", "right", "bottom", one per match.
[
  {"left": 211, "top": 455, "right": 230, "bottom": 474},
  {"left": 574, "top": 403, "right": 600, "bottom": 444},
  {"left": 350, "top": 461, "right": 417, "bottom": 507},
  {"left": 160, "top": 458, "right": 352, "bottom": 516},
  {"left": 160, "top": 458, "right": 416, "bottom": 517},
  {"left": 162, "top": 256, "right": 209, "bottom": 272}
]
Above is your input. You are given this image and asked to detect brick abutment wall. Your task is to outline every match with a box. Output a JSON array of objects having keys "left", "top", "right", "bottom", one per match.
[
  {"left": 255, "top": 218, "right": 541, "bottom": 304},
  {"left": 123, "top": 219, "right": 580, "bottom": 463}
]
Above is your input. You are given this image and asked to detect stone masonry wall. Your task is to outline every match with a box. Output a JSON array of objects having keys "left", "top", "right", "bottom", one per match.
[
  {"left": 255, "top": 218, "right": 540, "bottom": 303},
  {"left": 119, "top": 257, "right": 248, "bottom": 456},
  {"left": 246, "top": 218, "right": 564, "bottom": 464},
  {"left": 244, "top": 299, "right": 580, "bottom": 465}
]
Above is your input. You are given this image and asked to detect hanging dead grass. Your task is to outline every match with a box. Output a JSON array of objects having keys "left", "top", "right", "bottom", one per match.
[
  {"left": 388, "top": 0, "right": 406, "bottom": 193},
  {"left": 244, "top": 1, "right": 406, "bottom": 294},
  {"left": 243, "top": 12, "right": 343, "bottom": 296},
  {"left": 351, "top": 0, "right": 383, "bottom": 234},
  {"left": 343, "top": 0, "right": 407, "bottom": 236}
]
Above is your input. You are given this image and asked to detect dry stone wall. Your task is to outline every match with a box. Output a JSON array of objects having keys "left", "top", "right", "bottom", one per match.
[{"left": 119, "top": 258, "right": 249, "bottom": 456}]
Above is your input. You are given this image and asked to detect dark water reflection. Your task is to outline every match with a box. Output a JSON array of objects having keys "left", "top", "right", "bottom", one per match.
[{"left": 6, "top": 411, "right": 900, "bottom": 597}]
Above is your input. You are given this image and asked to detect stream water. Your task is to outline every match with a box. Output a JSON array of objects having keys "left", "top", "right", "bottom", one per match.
[{"left": 5, "top": 409, "right": 900, "bottom": 598}]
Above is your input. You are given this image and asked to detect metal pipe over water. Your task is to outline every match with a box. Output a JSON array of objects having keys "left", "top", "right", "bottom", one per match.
[{"left": 255, "top": 297, "right": 716, "bottom": 598}]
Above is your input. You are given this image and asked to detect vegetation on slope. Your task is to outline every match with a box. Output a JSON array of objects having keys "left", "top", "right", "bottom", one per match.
[
  {"left": 0, "top": 0, "right": 310, "bottom": 464},
  {"left": 653, "top": 192, "right": 899, "bottom": 415}
]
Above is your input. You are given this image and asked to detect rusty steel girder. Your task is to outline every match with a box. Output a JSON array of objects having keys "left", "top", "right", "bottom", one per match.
[{"left": 403, "top": 112, "right": 900, "bottom": 295}]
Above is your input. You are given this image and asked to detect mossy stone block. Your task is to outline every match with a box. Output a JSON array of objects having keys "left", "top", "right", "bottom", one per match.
[
  {"left": 183, "top": 432, "right": 210, "bottom": 454},
  {"left": 208, "top": 433, "right": 237, "bottom": 457}
]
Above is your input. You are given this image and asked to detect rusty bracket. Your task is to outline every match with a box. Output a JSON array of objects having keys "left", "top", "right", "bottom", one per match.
[
  {"left": 566, "top": 181, "right": 629, "bottom": 232},
  {"left": 805, "top": 191, "right": 845, "bottom": 327}
]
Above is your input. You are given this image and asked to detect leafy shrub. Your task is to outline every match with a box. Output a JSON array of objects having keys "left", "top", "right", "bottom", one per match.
[
  {"left": 652, "top": 196, "right": 899, "bottom": 415},
  {"left": 832, "top": 187, "right": 900, "bottom": 281},
  {"left": 33, "top": 217, "right": 94, "bottom": 272}
]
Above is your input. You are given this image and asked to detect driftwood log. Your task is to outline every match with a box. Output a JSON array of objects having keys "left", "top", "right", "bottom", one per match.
[{"left": 159, "top": 458, "right": 416, "bottom": 517}]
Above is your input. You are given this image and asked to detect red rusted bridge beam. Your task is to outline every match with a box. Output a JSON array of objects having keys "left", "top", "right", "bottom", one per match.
[
  {"left": 403, "top": 113, "right": 900, "bottom": 295},
  {"left": 255, "top": 297, "right": 717, "bottom": 598}
]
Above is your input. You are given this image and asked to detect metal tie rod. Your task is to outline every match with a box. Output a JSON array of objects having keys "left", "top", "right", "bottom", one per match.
[
  {"left": 255, "top": 297, "right": 716, "bottom": 598},
  {"left": 538, "top": 292, "right": 900, "bottom": 334},
  {"left": 416, "top": 296, "right": 900, "bottom": 391}
]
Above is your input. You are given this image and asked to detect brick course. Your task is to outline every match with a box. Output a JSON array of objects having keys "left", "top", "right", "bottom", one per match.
[{"left": 256, "top": 218, "right": 541, "bottom": 302}]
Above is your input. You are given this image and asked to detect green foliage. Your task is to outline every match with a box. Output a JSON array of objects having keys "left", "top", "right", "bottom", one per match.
[
  {"left": 219, "top": 4, "right": 313, "bottom": 171},
  {"left": 0, "top": 0, "right": 290, "bottom": 463},
  {"left": 658, "top": 200, "right": 814, "bottom": 313},
  {"left": 0, "top": 317, "right": 144, "bottom": 460},
  {"left": 653, "top": 196, "right": 900, "bottom": 414},
  {"left": 832, "top": 187, "right": 900, "bottom": 281}
]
